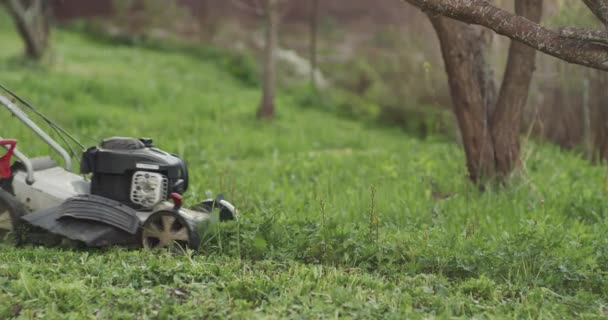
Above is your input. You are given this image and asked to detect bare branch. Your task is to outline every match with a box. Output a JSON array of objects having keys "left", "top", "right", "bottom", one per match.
[
  {"left": 582, "top": 0, "right": 608, "bottom": 28},
  {"left": 560, "top": 27, "right": 608, "bottom": 46},
  {"left": 402, "top": 0, "right": 608, "bottom": 71}
]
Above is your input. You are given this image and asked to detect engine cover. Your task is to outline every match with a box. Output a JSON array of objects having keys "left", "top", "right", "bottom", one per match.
[{"left": 80, "top": 137, "right": 188, "bottom": 209}]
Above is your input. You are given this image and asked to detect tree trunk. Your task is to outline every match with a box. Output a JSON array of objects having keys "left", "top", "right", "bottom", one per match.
[
  {"left": 590, "top": 70, "right": 608, "bottom": 162},
  {"left": 431, "top": 17, "right": 496, "bottom": 184},
  {"left": 583, "top": 76, "right": 592, "bottom": 159},
  {"left": 257, "top": 0, "right": 279, "bottom": 120},
  {"left": 588, "top": 2, "right": 608, "bottom": 163},
  {"left": 197, "top": 0, "right": 217, "bottom": 40},
  {"left": 490, "top": 0, "right": 543, "bottom": 178},
  {"left": 309, "top": 0, "right": 319, "bottom": 90},
  {"left": 3, "top": 0, "right": 51, "bottom": 60},
  {"left": 430, "top": 0, "right": 543, "bottom": 184}
]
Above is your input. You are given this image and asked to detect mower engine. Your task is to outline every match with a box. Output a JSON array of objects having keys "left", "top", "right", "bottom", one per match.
[{"left": 81, "top": 137, "right": 188, "bottom": 210}]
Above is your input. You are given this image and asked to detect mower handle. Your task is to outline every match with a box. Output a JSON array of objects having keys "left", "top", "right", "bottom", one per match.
[{"left": 0, "top": 95, "right": 72, "bottom": 172}]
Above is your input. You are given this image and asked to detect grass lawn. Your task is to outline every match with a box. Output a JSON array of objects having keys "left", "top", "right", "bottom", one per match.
[{"left": 1, "top": 19, "right": 608, "bottom": 319}]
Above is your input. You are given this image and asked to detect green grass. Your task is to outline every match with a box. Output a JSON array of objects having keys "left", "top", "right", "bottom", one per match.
[{"left": 1, "top": 19, "right": 608, "bottom": 319}]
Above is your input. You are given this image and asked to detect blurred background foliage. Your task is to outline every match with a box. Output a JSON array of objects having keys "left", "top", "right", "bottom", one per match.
[{"left": 5, "top": 0, "right": 606, "bottom": 148}]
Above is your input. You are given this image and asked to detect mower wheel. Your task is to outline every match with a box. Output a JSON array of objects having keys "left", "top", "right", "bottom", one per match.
[
  {"left": 0, "top": 188, "right": 29, "bottom": 244},
  {"left": 141, "top": 211, "right": 199, "bottom": 250}
]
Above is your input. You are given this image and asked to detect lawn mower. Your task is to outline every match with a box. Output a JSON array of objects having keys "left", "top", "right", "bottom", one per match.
[{"left": 0, "top": 86, "right": 237, "bottom": 249}]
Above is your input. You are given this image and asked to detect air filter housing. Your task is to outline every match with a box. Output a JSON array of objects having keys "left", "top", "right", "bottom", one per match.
[{"left": 130, "top": 171, "right": 168, "bottom": 209}]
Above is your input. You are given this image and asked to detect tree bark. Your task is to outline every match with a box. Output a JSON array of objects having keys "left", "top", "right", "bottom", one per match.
[
  {"left": 257, "top": 0, "right": 279, "bottom": 120},
  {"left": 583, "top": 1, "right": 608, "bottom": 162},
  {"left": 490, "top": 0, "right": 543, "bottom": 178},
  {"left": 431, "top": 17, "right": 496, "bottom": 183},
  {"left": 402, "top": 0, "right": 608, "bottom": 71},
  {"left": 430, "top": 0, "right": 542, "bottom": 183},
  {"left": 559, "top": 27, "right": 608, "bottom": 46},
  {"left": 590, "top": 71, "right": 608, "bottom": 162},
  {"left": 3, "top": 0, "right": 51, "bottom": 60}
]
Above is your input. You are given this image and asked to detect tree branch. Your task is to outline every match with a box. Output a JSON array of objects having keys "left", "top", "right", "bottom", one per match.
[
  {"left": 24, "top": 0, "right": 43, "bottom": 23},
  {"left": 5, "top": 0, "right": 27, "bottom": 20},
  {"left": 402, "top": 0, "right": 608, "bottom": 71},
  {"left": 560, "top": 27, "right": 608, "bottom": 46},
  {"left": 582, "top": 0, "right": 608, "bottom": 28}
]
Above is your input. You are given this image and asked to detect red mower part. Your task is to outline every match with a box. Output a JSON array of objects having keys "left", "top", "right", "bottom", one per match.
[
  {"left": 170, "top": 192, "right": 183, "bottom": 210},
  {"left": 0, "top": 139, "right": 17, "bottom": 179}
]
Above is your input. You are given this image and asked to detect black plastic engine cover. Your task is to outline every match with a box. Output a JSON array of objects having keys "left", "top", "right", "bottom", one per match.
[{"left": 81, "top": 137, "right": 188, "bottom": 207}]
